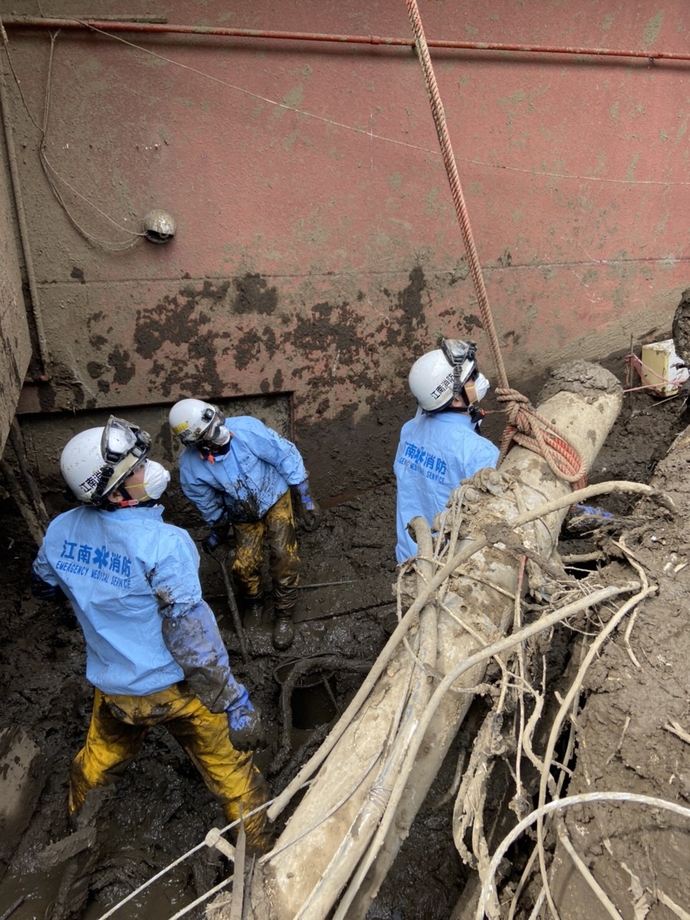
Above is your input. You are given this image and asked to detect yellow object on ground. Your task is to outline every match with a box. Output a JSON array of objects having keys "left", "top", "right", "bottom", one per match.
[
  {"left": 232, "top": 489, "right": 300, "bottom": 609},
  {"left": 639, "top": 339, "right": 688, "bottom": 397},
  {"left": 69, "top": 683, "right": 270, "bottom": 850}
]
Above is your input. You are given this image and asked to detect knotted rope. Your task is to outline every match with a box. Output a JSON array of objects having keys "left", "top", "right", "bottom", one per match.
[
  {"left": 496, "top": 388, "right": 586, "bottom": 487},
  {"left": 404, "top": 0, "right": 585, "bottom": 487}
]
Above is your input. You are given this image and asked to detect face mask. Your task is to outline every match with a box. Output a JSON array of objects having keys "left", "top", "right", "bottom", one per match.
[
  {"left": 209, "top": 424, "right": 230, "bottom": 447},
  {"left": 199, "top": 419, "right": 230, "bottom": 449},
  {"left": 141, "top": 460, "right": 170, "bottom": 500},
  {"left": 475, "top": 373, "right": 490, "bottom": 402}
]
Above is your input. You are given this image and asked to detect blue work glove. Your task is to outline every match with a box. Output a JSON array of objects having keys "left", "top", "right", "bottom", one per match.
[
  {"left": 226, "top": 685, "right": 264, "bottom": 751},
  {"left": 574, "top": 504, "right": 614, "bottom": 519},
  {"left": 291, "top": 480, "right": 320, "bottom": 532},
  {"left": 202, "top": 523, "right": 230, "bottom": 555}
]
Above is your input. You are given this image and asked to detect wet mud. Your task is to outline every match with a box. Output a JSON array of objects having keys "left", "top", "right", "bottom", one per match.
[{"left": 1, "top": 373, "right": 689, "bottom": 920}]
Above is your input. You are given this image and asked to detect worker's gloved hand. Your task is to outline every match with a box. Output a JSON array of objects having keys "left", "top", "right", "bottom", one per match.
[
  {"left": 31, "top": 570, "right": 68, "bottom": 605},
  {"left": 202, "top": 523, "right": 230, "bottom": 556},
  {"left": 226, "top": 686, "right": 264, "bottom": 751},
  {"left": 292, "top": 480, "right": 321, "bottom": 532}
]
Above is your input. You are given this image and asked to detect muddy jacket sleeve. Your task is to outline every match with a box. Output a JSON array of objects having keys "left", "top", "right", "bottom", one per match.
[
  {"left": 31, "top": 544, "right": 66, "bottom": 602},
  {"left": 178, "top": 450, "right": 228, "bottom": 527},
  {"left": 161, "top": 600, "right": 246, "bottom": 712},
  {"left": 149, "top": 530, "right": 244, "bottom": 711}
]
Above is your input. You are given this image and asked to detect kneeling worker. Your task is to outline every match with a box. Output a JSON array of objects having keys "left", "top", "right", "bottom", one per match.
[
  {"left": 168, "top": 399, "right": 319, "bottom": 650},
  {"left": 32, "top": 417, "right": 270, "bottom": 851}
]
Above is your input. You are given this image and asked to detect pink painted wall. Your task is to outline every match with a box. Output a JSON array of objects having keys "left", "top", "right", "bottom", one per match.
[{"left": 4, "top": 0, "right": 690, "bottom": 491}]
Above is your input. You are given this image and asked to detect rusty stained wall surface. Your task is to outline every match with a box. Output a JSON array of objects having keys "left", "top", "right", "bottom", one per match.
[
  {"left": 3, "top": 0, "right": 690, "bottom": 490},
  {"left": 0, "top": 124, "right": 31, "bottom": 456}
]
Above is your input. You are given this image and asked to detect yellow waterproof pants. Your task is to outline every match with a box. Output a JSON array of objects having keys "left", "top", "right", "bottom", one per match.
[
  {"left": 69, "top": 683, "right": 270, "bottom": 850},
  {"left": 232, "top": 489, "right": 300, "bottom": 610}
]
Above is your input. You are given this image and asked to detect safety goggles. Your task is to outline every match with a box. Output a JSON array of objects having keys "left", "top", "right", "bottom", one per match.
[
  {"left": 101, "top": 416, "right": 151, "bottom": 465},
  {"left": 196, "top": 417, "right": 227, "bottom": 449},
  {"left": 441, "top": 339, "right": 478, "bottom": 399},
  {"left": 186, "top": 405, "right": 226, "bottom": 449}
]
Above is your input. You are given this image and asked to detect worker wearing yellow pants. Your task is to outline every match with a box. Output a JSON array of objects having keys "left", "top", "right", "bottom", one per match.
[
  {"left": 32, "top": 419, "right": 272, "bottom": 856},
  {"left": 170, "top": 402, "right": 320, "bottom": 650},
  {"left": 233, "top": 489, "right": 300, "bottom": 610},
  {"left": 69, "top": 684, "right": 270, "bottom": 851}
]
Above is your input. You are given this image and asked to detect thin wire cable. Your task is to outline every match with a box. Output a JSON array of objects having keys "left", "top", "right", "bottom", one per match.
[
  {"left": 94, "top": 797, "right": 277, "bottom": 920},
  {"left": 38, "top": 32, "right": 143, "bottom": 249},
  {"left": 1, "top": 24, "right": 144, "bottom": 250},
  {"left": 475, "top": 792, "right": 690, "bottom": 920},
  {"left": 166, "top": 874, "right": 234, "bottom": 920},
  {"left": 66, "top": 21, "right": 690, "bottom": 190}
]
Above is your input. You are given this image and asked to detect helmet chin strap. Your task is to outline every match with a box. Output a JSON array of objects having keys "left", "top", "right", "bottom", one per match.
[
  {"left": 91, "top": 464, "right": 115, "bottom": 506},
  {"left": 463, "top": 378, "right": 485, "bottom": 429},
  {"left": 445, "top": 378, "right": 485, "bottom": 430},
  {"left": 110, "top": 484, "right": 140, "bottom": 507}
]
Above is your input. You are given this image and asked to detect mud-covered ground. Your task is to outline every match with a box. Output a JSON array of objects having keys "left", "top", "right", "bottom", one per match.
[{"left": 1, "top": 370, "right": 689, "bottom": 920}]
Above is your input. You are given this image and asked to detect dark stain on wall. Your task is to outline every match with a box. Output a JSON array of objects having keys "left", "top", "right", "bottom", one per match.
[
  {"left": 232, "top": 273, "right": 278, "bottom": 315},
  {"left": 44, "top": 362, "right": 87, "bottom": 410},
  {"left": 292, "top": 301, "right": 364, "bottom": 364},
  {"left": 198, "top": 279, "right": 232, "bottom": 303},
  {"left": 397, "top": 266, "right": 427, "bottom": 325},
  {"left": 132, "top": 282, "right": 230, "bottom": 396},
  {"left": 149, "top": 346, "right": 225, "bottom": 398},
  {"left": 234, "top": 329, "right": 263, "bottom": 370},
  {"left": 86, "top": 312, "right": 108, "bottom": 352},
  {"left": 262, "top": 325, "right": 279, "bottom": 359},
  {"left": 136, "top": 295, "right": 203, "bottom": 359},
  {"left": 462, "top": 314, "right": 484, "bottom": 331},
  {"left": 87, "top": 361, "right": 107, "bottom": 379},
  {"left": 108, "top": 346, "right": 135, "bottom": 385}
]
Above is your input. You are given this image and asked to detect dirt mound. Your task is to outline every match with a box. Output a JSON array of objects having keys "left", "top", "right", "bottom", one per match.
[{"left": 540, "top": 424, "right": 690, "bottom": 919}]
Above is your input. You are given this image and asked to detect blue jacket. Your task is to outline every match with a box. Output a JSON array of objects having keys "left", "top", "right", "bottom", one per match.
[
  {"left": 178, "top": 416, "right": 308, "bottom": 526},
  {"left": 394, "top": 410, "right": 499, "bottom": 563},
  {"left": 32, "top": 505, "right": 201, "bottom": 696}
]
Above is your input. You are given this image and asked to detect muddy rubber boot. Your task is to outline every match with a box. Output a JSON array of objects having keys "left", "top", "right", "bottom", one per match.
[{"left": 272, "top": 612, "right": 294, "bottom": 650}]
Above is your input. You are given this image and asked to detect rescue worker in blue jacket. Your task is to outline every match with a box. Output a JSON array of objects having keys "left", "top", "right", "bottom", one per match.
[
  {"left": 394, "top": 340, "right": 500, "bottom": 563},
  {"left": 31, "top": 417, "right": 270, "bottom": 852},
  {"left": 168, "top": 399, "right": 319, "bottom": 651}
]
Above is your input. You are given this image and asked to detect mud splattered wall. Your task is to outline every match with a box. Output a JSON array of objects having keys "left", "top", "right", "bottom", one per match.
[
  {"left": 0, "top": 124, "right": 31, "bottom": 456},
  {"left": 3, "top": 1, "right": 690, "bottom": 493}
]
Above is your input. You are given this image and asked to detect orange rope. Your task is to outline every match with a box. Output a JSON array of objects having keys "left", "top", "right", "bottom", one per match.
[
  {"left": 496, "top": 388, "right": 586, "bottom": 487},
  {"left": 404, "top": 0, "right": 585, "bottom": 487}
]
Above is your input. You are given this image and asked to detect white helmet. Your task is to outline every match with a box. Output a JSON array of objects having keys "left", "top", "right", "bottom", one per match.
[
  {"left": 60, "top": 417, "right": 151, "bottom": 506},
  {"left": 169, "top": 398, "right": 228, "bottom": 447},
  {"left": 409, "top": 340, "right": 479, "bottom": 411}
]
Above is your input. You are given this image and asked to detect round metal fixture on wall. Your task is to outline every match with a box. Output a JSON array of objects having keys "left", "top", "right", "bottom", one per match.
[{"left": 142, "top": 209, "right": 176, "bottom": 244}]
